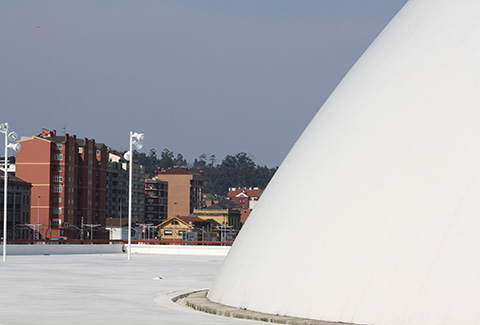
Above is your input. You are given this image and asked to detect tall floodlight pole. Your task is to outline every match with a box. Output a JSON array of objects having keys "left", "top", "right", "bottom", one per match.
[
  {"left": 1, "top": 122, "right": 20, "bottom": 262},
  {"left": 2, "top": 126, "right": 6, "bottom": 261},
  {"left": 126, "top": 131, "right": 144, "bottom": 260}
]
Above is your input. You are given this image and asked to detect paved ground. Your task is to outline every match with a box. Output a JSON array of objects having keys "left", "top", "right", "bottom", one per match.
[{"left": 0, "top": 253, "right": 263, "bottom": 325}]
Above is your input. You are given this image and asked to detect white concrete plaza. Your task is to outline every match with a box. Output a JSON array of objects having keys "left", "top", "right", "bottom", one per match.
[{"left": 0, "top": 253, "right": 262, "bottom": 325}]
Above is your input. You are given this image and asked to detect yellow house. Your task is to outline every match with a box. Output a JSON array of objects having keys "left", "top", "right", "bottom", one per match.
[
  {"left": 158, "top": 216, "right": 211, "bottom": 241},
  {"left": 193, "top": 205, "right": 241, "bottom": 230}
]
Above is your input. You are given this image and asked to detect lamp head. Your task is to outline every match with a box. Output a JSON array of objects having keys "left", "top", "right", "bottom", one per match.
[
  {"left": 124, "top": 150, "right": 132, "bottom": 161},
  {"left": 7, "top": 143, "right": 21, "bottom": 153},
  {"left": 7, "top": 131, "right": 18, "bottom": 142},
  {"left": 0, "top": 122, "right": 8, "bottom": 134},
  {"left": 131, "top": 132, "right": 144, "bottom": 150}
]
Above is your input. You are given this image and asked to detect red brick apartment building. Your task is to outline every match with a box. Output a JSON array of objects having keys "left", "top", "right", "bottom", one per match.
[
  {"left": 155, "top": 167, "right": 205, "bottom": 219},
  {"left": 16, "top": 129, "right": 107, "bottom": 239}
]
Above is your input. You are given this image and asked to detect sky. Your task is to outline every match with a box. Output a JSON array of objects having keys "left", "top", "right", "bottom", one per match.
[{"left": 0, "top": 0, "right": 408, "bottom": 167}]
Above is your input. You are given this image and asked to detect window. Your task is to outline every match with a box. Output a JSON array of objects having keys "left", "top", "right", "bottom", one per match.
[
  {"left": 52, "top": 165, "right": 62, "bottom": 172},
  {"left": 55, "top": 143, "right": 63, "bottom": 150},
  {"left": 52, "top": 208, "right": 62, "bottom": 214},
  {"left": 51, "top": 218, "right": 61, "bottom": 226},
  {"left": 52, "top": 186, "right": 62, "bottom": 193},
  {"left": 78, "top": 147, "right": 83, "bottom": 153},
  {"left": 164, "top": 230, "right": 172, "bottom": 236},
  {"left": 53, "top": 154, "right": 63, "bottom": 161},
  {"left": 52, "top": 175, "right": 63, "bottom": 182}
]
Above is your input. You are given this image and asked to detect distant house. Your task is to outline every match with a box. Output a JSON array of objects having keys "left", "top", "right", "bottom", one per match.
[
  {"left": 226, "top": 187, "right": 263, "bottom": 209},
  {"left": 158, "top": 215, "right": 213, "bottom": 241},
  {"left": 240, "top": 208, "right": 252, "bottom": 225},
  {"left": 203, "top": 194, "right": 221, "bottom": 208},
  {"left": 194, "top": 201, "right": 241, "bottom": 241}
]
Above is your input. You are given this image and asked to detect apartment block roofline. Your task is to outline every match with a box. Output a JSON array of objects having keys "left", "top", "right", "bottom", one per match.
[
  {"left": 36, "top": 128, "right": 105, "bottom": 148},
  {"left": 156, "top": 166, "right": 204, "bottom": 177}
]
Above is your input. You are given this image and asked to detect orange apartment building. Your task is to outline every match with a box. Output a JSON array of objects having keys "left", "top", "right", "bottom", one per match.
[
  {"left": 16, "top": 129, "right": 107, "bottom": 239},
  {"left": 155, "top": 167, "right": 205, "bottom": 219}
]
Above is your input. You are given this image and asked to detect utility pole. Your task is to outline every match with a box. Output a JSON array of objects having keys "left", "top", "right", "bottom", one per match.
[
  {"left": 80, "top": 217, "right": 84, "bottom": 240},
  {"left": 173, "top": 202, "right": 176, "bottom": 241}
]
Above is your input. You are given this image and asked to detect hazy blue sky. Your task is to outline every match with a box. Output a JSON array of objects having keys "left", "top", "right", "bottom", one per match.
[{"left": 1, "top": 0, "right": 407, "bottom": 167}]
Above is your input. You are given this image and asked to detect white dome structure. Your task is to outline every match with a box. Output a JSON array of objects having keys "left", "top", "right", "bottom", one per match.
[{"left": 208, "top": 0, "right": 480, "bottom": 324}]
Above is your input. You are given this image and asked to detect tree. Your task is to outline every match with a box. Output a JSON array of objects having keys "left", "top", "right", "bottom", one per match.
[
  {"left": 192, "top": 153, "right": 207, "bottom": 171},
  {"left": 205, "top": 152, "right": 257, "bottom": 194},
  {"left": 133, "top": 148, "right": 159, "bottom": 175},
  {"left": 134, "top": 148, "right": 278, "bottom": 196},
  {"left": 209, "top": 155, "right": 217, "bottom": 166},
  {"left": 174, "top": 153, "right": 187, "bottom": 167},
  {"left": 158, "top": 149, "right": 174, "bottom": 169}
]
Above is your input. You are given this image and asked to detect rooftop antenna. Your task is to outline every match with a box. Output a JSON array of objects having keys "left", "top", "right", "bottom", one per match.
[{"left": 63, "top": 124, "right": 66, "bottom": 135}]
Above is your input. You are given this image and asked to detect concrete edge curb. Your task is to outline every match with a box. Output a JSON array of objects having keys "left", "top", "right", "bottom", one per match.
[{"left": 174, "top": 289, "right": 356, "bottom": 325}]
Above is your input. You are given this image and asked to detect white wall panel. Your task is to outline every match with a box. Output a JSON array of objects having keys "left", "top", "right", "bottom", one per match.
[{"left": 208, "top": 1, "right": 480, "bottom": 324}]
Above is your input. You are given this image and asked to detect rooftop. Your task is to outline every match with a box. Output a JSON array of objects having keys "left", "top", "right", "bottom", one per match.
[
  {"left": 0, "top": 170, "right": 32, "bottom": 186},
  {"left": 0, "top": 252, "right": 263, "bottom": 325},
  {"left": 156, "top": 166, "right": 204, "bottom": 178}
]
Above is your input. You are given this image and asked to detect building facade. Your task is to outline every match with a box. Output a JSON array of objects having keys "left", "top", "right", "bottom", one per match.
[
  {"left": 0, "top": 170, "right": 32, "bottom": 239},
  {"left": 158, "top": 215, "right": 212, "bottom": 241},
  {"left": 144, "top": 178, "right": 168, "bottom": 225},
  {"left": 106, "top": 152, "right": 128, "bottom": 220},
  {"left": 194, "top": 204, "right": 241, "bottom": 241},
  {"left": 15, "top": 129, "right": 107, "bottom": 239},
  {"left": 155, "top": 167, "right": 205, "bottom": 219},
  {"left": 107, "top": 151, "right": 145, "bottom": 223}
]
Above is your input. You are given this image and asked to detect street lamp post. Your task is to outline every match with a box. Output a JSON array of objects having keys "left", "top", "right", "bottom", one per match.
[
  {"left": 173, "top": 202, "right": 176, "bottom": 242},
  {"left": 1, "top": 122, "right": 21, "bottom": 262},
  {"left": 126, "top": 131, "right": 144, "bottom": 260},
  {"left": 36, "top": 196, "right": 40, "bottom": 240}
]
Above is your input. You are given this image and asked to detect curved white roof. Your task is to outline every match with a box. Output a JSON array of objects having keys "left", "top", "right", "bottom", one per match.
[{"left": 208, "top": 1, "right": 480, "bottom": 324}]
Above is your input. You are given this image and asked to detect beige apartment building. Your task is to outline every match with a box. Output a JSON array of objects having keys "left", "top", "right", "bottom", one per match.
[{"left": 155, "top": 167, "right": 205, "bottom": 219}]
